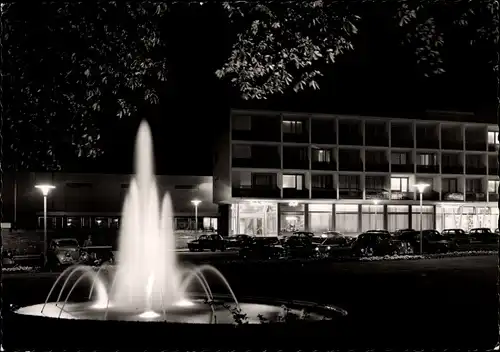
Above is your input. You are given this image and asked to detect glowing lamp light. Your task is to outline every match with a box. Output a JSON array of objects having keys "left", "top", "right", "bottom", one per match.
[
  {"left": 414, "top": 183, "right": 430, "bottom": 194},
  {"left": 139, "top": 310, "right": 160, "bottom": 319},
  {"left": 373, "top": 199, "right": 380, "bottom": 205},
  {"left": 191, "top": 199, "right": 201, "bottom": 206},
  {"left": 35, "top": 184, "right": 55, "bottom": 196},
  {"left": 285, "top": 216, "right": 297, "bottom": 221},
  {"left": 288, "top": 201, "right": 299, "bottom": 207},
  {"left": 175, "top": 299, "right": 195, "bottom": 307}
]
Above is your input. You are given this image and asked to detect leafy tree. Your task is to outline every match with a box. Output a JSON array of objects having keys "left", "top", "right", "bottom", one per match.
[
  {"left": 216, "top": 0, "right": 498, "bottom": 99},
  {"left": 2, "top": 2, "right": 168, "bottom": 170}
]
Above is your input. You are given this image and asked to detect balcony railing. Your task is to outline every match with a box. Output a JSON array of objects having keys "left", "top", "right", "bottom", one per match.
[
  {"left": 232, "top": 158, "right": 281, "bottom": 169},
  {"left": 421, "top": 191, "right": 440, "bottom": 201},
  {"left": 283, "top": 133, "right": 309, "bottom": 143},
  {"left": 232, "top": 186, "right": 281, "bottom": 198},
  {"left": 311, "top": 188, "right": 337, "bottom": 199},
  {"left": 441, "top": 165, "right": 464, "bottom": 174},
  {"left": 283, "top": 188, "right": 309, "bottom": 199},
  {"left": 465, "top": 142, "right": 486, "bottom": 151},
  {"left": 232, "top": 130, "right": 281, "bottom": 142},
  {"left": 489, "top": 193, "right": 499, "bottom": 202},
  {"left": 416, "top": 165, "right": 439, "bottom": 173},
  {"left": 417, "top": 139, "right": 439, "bottom": 149},
  {"left": 339, "top": 135, "right": 363, "bottom": 146},
  {"left": 339, "top": 162, "right": 363, "bottom": 171},
  {"left": 283, "top": 158, "right": 309, "bottom": 170},
  {"left": 365, "top": 189, "right": 390, "bottom": 200},
  {"left": 391, "top": 137, "right": 413, "bottom": 148},
  {"left": 442, "top": 192, "right": 464, "bottom": 201},
  {"left": 441, "top": 140, "right": 464, "bottom": 150},
  {"left": 488, "top": 144, "right": 498, "bottom": 152},
  {"left": 391, "top": 164, "right": 414, "bottom": 173},
  {"left": 465, "top": 192, "right": 486, "bottom": 201},
  {"left": 311, "top": 161, "right": 336, "bottom": 171},
  {"left": 488, "top": 167, "right": 498, "bottom": 176},
  {"left": 465, "top": 166, "right": 487, "bottom": 175},
  {"left": 365, "top": 163, "right": 389, "bottom": 172},
  {"left": 365, "top": 137, "right": 389, "bottom": 147},
  {"left": 391, "top": 191, "right": 414, "bottom": 200},
  {"left": 339, "top": 188, "right": 363, "bottom": 199}
]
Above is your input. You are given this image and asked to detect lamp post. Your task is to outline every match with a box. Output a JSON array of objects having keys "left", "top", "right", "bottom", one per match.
[
  {"left": 373, "top": 199, "right": 380, "bottom": 229},
  {"left": 35, "top": 184, "right": 55, "bottom": 267},
  {"left": 414, "top": 183, "right": 430, "bottom": 255},
  {"left": 191, "top": 199, "right": 201, "bottom": 232}
]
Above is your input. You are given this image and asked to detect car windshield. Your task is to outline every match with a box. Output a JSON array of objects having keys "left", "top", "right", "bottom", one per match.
[
  {"left": 311, "top": 237, "right": 324, "bottom": 244},
  {"left": 56, "top": 240, "right": 79, "bottom": 247},
  {"left": 323, "top": 238, "right": 341, "bottom": 245}
]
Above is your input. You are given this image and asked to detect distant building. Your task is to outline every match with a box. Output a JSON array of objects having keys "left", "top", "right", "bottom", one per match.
[
  {"left": 2, "top": 172, "right": 220, "bottom": 233},
  {"left": 213, "top": 109, "right": 499, "bottom": 235}
]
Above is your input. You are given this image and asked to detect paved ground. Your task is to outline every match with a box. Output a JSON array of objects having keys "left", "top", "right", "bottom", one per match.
[{"left": 2, "top": 254, "right": 497, "bottom": 348}]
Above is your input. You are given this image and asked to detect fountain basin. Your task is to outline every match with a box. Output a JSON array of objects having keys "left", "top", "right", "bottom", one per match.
[{"left": 5, "top": 295, "right": 348, "bottom": 350}]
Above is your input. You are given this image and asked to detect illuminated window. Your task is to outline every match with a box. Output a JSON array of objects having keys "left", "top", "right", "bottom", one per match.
[
  {"left": 282, "top": 174, "right": 303, "bottom": 190},
  {"left": 488, "top": 131, "right": 499, "bottom": 145},
  {"left": 312, "top": 149, "right": 331, "bottom": 163},
  {"left": 391, "top": 177, "right": 409, "bottom": 192},
  {"left": 283, "top": 120, "right": 303, "bottom": 134},
  {"left": 488, "top": 180, "right": 499, "bottom": 193}
]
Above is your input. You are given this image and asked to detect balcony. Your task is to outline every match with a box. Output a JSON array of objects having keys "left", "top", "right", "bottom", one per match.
[
  {"left": 311, "top": 161, "right": 336, "bottom": 171},
  {"left": 232, "top": 186, "right": 281, "bottom": 198},
  {"left": 441, "top": 125, "right": 463, "bottom": 150},
  {"left": 416, "top": 165, "right": 439, "bottom": 173},
  {"left": 283, "top": 188, "right": 309, "bottom": 199},
  {"left": 283, "top": 119, "right": 309, "bottom": 143},
  {"left": 391, "top": 191, "right": 414, "bottom": 200},
  {"left": 465, "top": 192, "right": 486, "bottom": 202},
  {"left": 338, "top": 121, "right": 362, "bottom": 146},
  {"left": 466, "top": 143, "right": 487, "bottom": 151},
  {"left": 339, "top": 188, "right": 363, "bottom": 199},
  {"left": 465, "top": 166, "right": 487, "bottom": 175},
  {"left": 391, "top": 164, "right": 414, "bottom": 173},
  {"left": 311, "top": 188, "right": 337, "bottom": 199},
  {"left": 488, "top": 143, "right": 498, "bottom": 152},
  {"left": 489, "top": 167, "right": 498, "bottom": 176},
  {"left": 442, "top": 140, "right": 463, "bottom": 150},
  {"left": 441, "top": 165, "right": 463, "bottom": 174},
  {"left": 311, "top": 119, "right": 336, "bottom": 144},
  {"left": 465, "top": 126, "right": 487, "bottom": 151},
  {"left": 283, "top": 147, "right": 309, "bottom": 170},
  {"left": 339, "top": 162, "right": 363, "bottom": 172},
  {"left": 421, "top": 190, "right": 440, "bottom": 201},
  {"left": 365, "top": 122, "right": 388, "bottom": 147},
  {"left": 416, "top": 124, "right": 439, "bottom": 149},
  {"left": 232, "top": 157, "right": 281, "bottom": 169},
  {"left": 365, "top": 189, "right": 390, "bottom": 200},
  {"left": 489, "top": 193, "right": 499, "bottom": 202},
  {"left": 365, "top": 163, "right": 389, "bottom": 172},
  {"left": 442, "top": 192, "right": 464, "bottom": 201},
  {"left": 391, "top": 123, "right": 413, "bottom": 148},
  {"left": 232, "top": 115, "right": 281, "bottom": 142}
]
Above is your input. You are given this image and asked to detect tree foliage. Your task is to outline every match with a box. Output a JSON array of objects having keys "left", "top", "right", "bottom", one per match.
[
  {"left": 217, "top": 0, "right": 498, "bottom": 98},
  {"left": 2, "top": 2, "right": 168, "bottom": 170}
]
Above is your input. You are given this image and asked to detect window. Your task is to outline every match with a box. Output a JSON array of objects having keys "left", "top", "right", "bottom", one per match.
[
  {"left": 417, "top": 154, "right": 436, "bottom": 166},
  {"left": 466, "top": 179, "right": 481, "bottom": 192},
  {"left": 391, "top": 152, "right": 407, "bottom": 165},
  {"left": 488, "top": 131, "right": 499, "bottom": 145},
  {"left": 232, "top": 115, "right": 252, "bottom": 131},
  {"left": 311, "top": 175, "right": 333, "bottom": 189},
  {"left": 282, "top": 174, "right": 303, "bottom": 190},
  {"left": 391, "top": 177, "right": 409, "bottom": 192},
  {"left": 252, "top": 173, "right": 276, "bottom": 187},
  {"left": 232, "top": 145, "right": 252, "bottom": 158},
  {"left": 283, "top": 120, "right": 303, "bottom": 134},
  {"left": 365, "top": 176, "right": 385, "bottom": 189},
  {"left": 488, "top": 180, "right": 499, "bottom": 193},
  {"left": 466, "top": 155, "right": 481, "bottom": 167},
  {"left": 442, "top": 178, "right": 458, "bottom": 193},
  {"left": 338, "top": 175, "right": 359, "bottom": 190},
  {"left": 442, "top": 154, "right": 459, "bottom": 166},
  {"left": 312, "top": 149, "right": 332, "bottom": 163}
]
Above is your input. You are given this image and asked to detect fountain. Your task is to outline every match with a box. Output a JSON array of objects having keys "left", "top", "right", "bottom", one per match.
[{"left": 8, "top": 121, "right": 347, "bottom": 349}]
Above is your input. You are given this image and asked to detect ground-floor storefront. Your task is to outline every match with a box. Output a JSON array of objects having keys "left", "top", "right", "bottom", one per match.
[{"left": 228, "top": 201, "right": 499, "bottom": 235}]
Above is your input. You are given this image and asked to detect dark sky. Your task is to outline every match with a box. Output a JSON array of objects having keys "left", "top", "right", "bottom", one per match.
[{"left": 47, "top": 4, "right": 499, "bottom": 175}]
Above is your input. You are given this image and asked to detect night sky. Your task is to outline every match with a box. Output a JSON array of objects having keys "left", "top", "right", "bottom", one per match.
[{"left": 16, "top": 4, "right": 498, "bottom": 175}]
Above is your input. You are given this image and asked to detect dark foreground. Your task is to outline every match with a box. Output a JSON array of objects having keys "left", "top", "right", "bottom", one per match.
[{"left": 2, "top": 255, "right": 497, "bottom": 350}]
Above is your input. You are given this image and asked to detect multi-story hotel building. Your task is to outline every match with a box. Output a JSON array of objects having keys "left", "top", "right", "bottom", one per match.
[{"left": 213, "top": 109, "right": 499, "bottom": 236}]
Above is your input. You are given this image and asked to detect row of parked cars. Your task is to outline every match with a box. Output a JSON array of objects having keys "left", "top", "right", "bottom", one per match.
[{"left": 195, "top": 227, "right": 498, "bottom": 260}]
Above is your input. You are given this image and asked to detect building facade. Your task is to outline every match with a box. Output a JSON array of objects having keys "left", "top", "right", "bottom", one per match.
[
  {"left": 2, "top": 172, "right": 220, "bottom": 232},
  {"left": 213, "top": 109, "right": 499, "bottom": 235}
]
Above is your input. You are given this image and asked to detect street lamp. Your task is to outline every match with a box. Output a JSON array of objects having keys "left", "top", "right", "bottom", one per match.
[
  {"left": 373, "top": 199, "right": 380, "bottom": 229},
  {"left": 414, "top": 183, "right": 430, "bottom": 255},
  {"left": 191, "top": 199, "right": 201, "bottom": 232},
  {"left": 35, "top": 184, "right": 55, "bottom": 267}
]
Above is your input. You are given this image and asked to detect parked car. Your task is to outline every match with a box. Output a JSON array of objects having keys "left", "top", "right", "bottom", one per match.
[
  {"left": 46, "top": 238, "right": 81, "bottom": 270},
  {"left": 351, "top": 232, "right": 400, "bottom": 257},
  {"left": 392, "top": 229, "right": 416, "bottom": 237},
  {"left": 188, "top": 234, "right": 226, "bottom": 252},
  {"left": 284, "top": 234, "right": 317, "bottom": 258},
  {"left": 396, "top": 230, "right": 457, "bottom": 253},
  {"left": 278, "top": 231, "right": 314, "bottom": 245},
  {"left": 239, "top": 237, "right": 285, "bottom": 260},
  {"left": 79, "top": 245, "right": 115, "bottom": 266},
  {"left": 365, "top": 229, "right": 392, "bottom": 236},
  {"left": 2, "top": 250, "right": 16, "bottom": 268},
  {"left": 441, "top": 229, "right": 471, "bottom": 245},
  {"left": 312, "top": 236, "right": 352, "bottom": 257},
  {"left": 468, "top": 228, "right": 498, "bottom": 244},
  {"left": 225, "top": 234, "right": 254, "bottom": 249}
]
